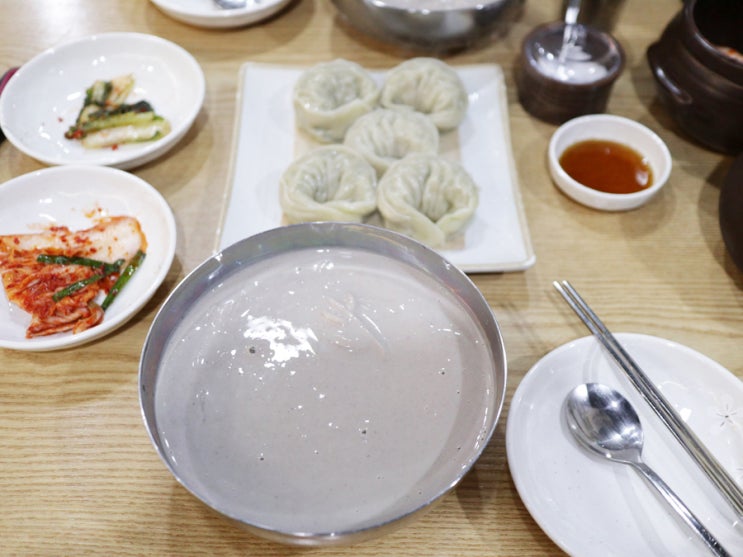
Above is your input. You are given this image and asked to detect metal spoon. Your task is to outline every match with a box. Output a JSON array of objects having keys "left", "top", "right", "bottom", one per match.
[
  {"left": 558, "top": 0, "right": 581, "bottom": 64},
  {"left": 564, "top": 383, "right": 731, "bottom": 557},
  {"left": 212, "top": 0, "right": 248, "bottom": 9},
  {"left": 563, "top": 0, "right": 581, "bottom": 26}
]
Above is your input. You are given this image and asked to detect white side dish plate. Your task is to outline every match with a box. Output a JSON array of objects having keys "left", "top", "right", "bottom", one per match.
[
  {"left": 219, "top": 62, "right": 535, "bottom": 273},
  {"left": 150, "top": 0, "right": 293, "bottom": 28},
  {"left": 0, "top": 33, "right": 205, "bottom": 170},
  {"left": 506, "top": 333, "right": 743, "bottom": 556},
  {"left": 0, "top": 166, "right": 177, "bottom": 351}
]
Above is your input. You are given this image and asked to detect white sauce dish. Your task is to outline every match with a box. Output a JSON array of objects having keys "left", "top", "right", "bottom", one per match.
[
  {"left": 149, "top": 0, "right": 293, "bottom": 29},
  {"left": 548, "top": 114, "right": 672, "bottom": 211}
]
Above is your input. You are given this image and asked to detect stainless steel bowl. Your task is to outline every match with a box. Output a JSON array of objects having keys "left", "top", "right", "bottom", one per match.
[
  {"left": 139, "top": 222, "right": 507, "bottom": 546},
  {"left": 331, "top": 0, "right": 525, "bottom": 53}
]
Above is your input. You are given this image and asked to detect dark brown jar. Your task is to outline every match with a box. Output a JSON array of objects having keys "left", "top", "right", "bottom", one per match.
[
  {"left": 516, "top": 22, "right": 625, "bottom": 125},
  {"left": 720, "top": 153, "right": 743, "bottom": 272},
  {"left": 647, "top": 0, "right": 743, "bottom": 155}
]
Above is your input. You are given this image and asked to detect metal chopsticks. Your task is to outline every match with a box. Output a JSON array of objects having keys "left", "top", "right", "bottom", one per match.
[{"left": 553, "top": 279, "right": 743, "bottom": 520}]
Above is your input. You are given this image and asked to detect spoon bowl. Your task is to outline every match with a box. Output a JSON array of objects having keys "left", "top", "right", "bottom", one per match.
[
  {"left": 565, "top": 381, "right": 644, "bottom": 461},
  {"left": 564, "top": 383, "right": 730, "bottom": 557}
]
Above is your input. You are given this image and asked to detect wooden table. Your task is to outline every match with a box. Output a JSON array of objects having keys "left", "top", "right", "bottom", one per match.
[{"left": 1, "top": 0, "right": 741, "bottom": 554}]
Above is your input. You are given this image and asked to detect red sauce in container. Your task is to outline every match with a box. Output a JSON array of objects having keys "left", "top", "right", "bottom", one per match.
[{"left": 559, "top": 139, "right": 653, "bottom": 194}]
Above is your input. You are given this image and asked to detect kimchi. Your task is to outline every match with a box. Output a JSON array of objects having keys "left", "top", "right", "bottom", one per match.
[{"left": 0, "top": 216, "right": 147, "bottom": 338}]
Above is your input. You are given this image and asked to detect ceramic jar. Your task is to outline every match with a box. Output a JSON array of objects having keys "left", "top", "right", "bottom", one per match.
[
  {"left": 647, "top": 0, "right": 743, "bottom": 155},
  {"left": 516, "top": 22, "right": 624, "bottom": 124}
]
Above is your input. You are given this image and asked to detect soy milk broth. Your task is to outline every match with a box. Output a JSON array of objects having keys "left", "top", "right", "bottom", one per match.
[{"left": 154, "top": 246, "right": 495, "bottom": 534}]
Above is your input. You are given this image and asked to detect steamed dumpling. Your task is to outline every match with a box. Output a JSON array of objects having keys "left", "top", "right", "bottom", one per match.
[
  {"left": 380, "top": 58, "right": 468, "bottom": 131},
  {"left": 377, "top": 154, "right": 478, "bottom": 247},
  {"left": 343, "top": 109, "right": 439, "bottom": 176},
  {"left": 293, "top": 59, "right": 380, "bottom": 143},
  {"left": 279, "top": 145, "right": 377, "bottom": 224}
]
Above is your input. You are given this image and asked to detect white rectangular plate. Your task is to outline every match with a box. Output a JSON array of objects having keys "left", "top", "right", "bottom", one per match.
[{"left": 219, "top": 62, "right": 535, "bottom": 273}]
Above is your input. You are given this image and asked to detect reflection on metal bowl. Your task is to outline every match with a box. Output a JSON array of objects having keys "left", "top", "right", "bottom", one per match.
[
  {"left": 331, "top": 0, "right": 525, "bottom": 53},
  {"left": 139, "top": 222, "right": 507, "bottom": 546}
]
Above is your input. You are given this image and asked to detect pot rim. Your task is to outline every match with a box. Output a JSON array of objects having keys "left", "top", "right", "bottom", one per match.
[{"left": 681, "top": 0, "right": 743, "bottom": 85}]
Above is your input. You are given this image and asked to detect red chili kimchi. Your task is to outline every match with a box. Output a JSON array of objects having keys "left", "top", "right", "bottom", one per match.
[{"left": 0, "top": 216, "right": 147, "bottom": 338}]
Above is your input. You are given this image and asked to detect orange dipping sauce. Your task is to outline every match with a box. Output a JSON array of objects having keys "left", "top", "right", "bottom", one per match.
[{"left": 559, "top": 139, "right": 653, "bottom": 194}]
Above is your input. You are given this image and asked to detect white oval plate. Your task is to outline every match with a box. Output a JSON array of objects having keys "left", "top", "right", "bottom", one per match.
[
  {"left": 0, "top": 166, "right": 177, "bottom": 351},
  {"left": 149, "top": 0, "right": 293, "bottom": 28},
  {"left": 0, "top": 33, "right": 204, "bottom": 170},
  {"left": 506, "top": 333, "right": 743, "bottom": 556}
]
